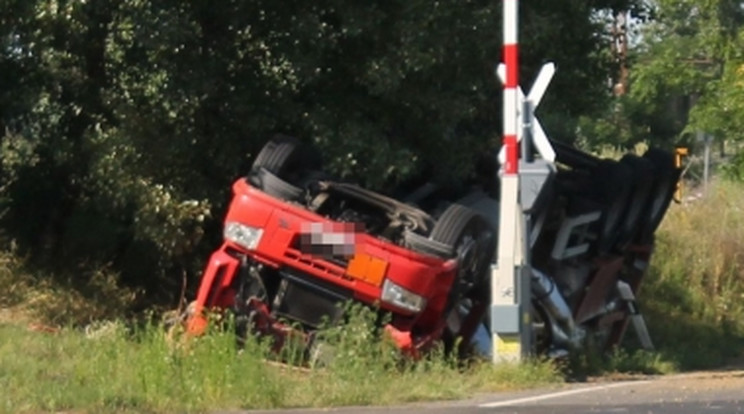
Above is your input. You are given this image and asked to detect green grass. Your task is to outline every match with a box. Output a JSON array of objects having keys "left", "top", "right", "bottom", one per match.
[
  {"left": 565, "top": 347, "right": 679, "bottom": 379},
  {"left": 5, "top": 179, "right": 744, "bottom": 412},
  {"left": 565, "top": 180, "right": 744, "bottom": 376},
  {"left": 0, "top": 248, "right": 561, "bottom": 413},
  {"left": 0, "top": 321, "right": 277, "bottom": 413},
  {"left": 0, "top": 316, "right": 561, "bottom": 413}
]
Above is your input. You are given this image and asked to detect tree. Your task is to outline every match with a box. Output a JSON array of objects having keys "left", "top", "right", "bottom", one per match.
[
  {"left": 629, "top": 0, "right": 744, "bottom": 148},
  {"left": 0, "top": 0, "right": 644, "bottom": 303}
]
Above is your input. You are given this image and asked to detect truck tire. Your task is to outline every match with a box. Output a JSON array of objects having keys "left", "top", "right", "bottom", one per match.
[
  {"left": 430, "top": 204, "right": 496, "bottom": 295},
  {"left": 252, "top": 135, "right": 299, "bottom": 174},
  {"left": 427, "top": 204, "right": 496, "bottom": 356},
  {"left": 251, "top": 168, "right": 305, "bottom": 201},
  {"left": 402, "top": 229, "right": 454, "bottom": 258},
  {"left": 250, "top": 135, "right": 321, "bottom": 201}
]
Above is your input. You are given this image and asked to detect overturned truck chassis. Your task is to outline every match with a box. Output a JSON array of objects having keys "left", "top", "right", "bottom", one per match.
[{"left": 186, "top": 135, "right": 680, "bottom": 360}]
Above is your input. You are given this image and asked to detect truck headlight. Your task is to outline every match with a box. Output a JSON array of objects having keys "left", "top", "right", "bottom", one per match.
[
  {"left": 381, "top": 279, "right": 427, "bottom": 313},
  {"left": 224, "top": 222, "right": 264, "bottom": 250}
]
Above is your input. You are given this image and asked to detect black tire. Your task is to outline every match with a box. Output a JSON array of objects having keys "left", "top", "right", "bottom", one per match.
[
  {"left": 250, "top": 135, "right": 321, "bottom": 201},
  {"left": 430, "top": 204, "right": 496, "bottom": 296},
  {"left": 250, "top": 168, "right": 305, "bottom": 201},
  {"left": 636, "top": 148, "right": 681, "bottom": 243},
  {"left": 428, "top": 204, "right": 496, "bottom": 356},
  {"left": 403, "top": 229, "right": 454, "bottom": 258},
  {"left": 252, "top": 134, "right": 300, "bottom": 175},
  {"left": 252, "top": 134, "right": 322, "bottom": 179},
  {"left": 614, "top": 154, "right": 656, "bottom": 251}
]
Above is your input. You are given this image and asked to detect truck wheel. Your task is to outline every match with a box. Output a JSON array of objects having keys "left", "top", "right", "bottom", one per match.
[
  {"left": 636, "top": 148, "right": 680, "bottom": 244},
  {"left": 251, "top": 168, "right": 305, "bottom": 201},
  {"left": 402, "top": 229, "right": 454, "bottom": 258},
  {"left": 250, "top": 135, "right": 321, "bottom": 201},
  {"left": 253, "top": 135, "right": 299, "bottom": 174},
  {"left": 428, "top": 204, "right": 495, "bottom": 357},
  {"left": 430, "top": 204, "right": 496, "bottom": 297}
]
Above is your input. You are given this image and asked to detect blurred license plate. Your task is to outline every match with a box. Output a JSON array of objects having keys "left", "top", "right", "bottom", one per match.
[{"left": 299, "top": 222, "right": 357, "bottom": 257}]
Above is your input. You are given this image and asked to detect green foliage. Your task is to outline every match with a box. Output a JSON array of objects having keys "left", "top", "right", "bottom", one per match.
[
  {"left": 0, "top": 1, "right": 640, "bottom": 302},
  {"left": 690, "top": 60, "right": 744, "bottom": 140},
  {"left": 576, "top": 1, "right": 744, "bottom": 152},
  {"left": 627, "top": 0, "right": 744, "bottom": 148},
  {"left": 312, "top": 303, "right": 402, "bottom": 372},
  {"left": 719, "top": 149, "right": 744, "bottom": 181},
  {"left": 575, "top": 99, "right": 656, "bottom": 150}
]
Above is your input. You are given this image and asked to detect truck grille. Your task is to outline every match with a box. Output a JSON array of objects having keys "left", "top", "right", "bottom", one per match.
[{"left": 272, "top": 270, "right": 351, "bottom": 328}]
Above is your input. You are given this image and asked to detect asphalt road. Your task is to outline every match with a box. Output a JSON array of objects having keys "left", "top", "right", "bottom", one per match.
[{"left": 238, "top": 369, "right": 744, "bottom": 414}]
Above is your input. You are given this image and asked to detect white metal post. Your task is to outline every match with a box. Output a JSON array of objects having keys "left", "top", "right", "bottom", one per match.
[{"left": 491, "top": 0, "right": 523, "bottom": 362}]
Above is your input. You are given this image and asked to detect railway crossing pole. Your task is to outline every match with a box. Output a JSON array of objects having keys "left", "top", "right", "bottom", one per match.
[
  {"left": 491, "top": 0, "right": 524, "bottom": 362},
  {"left": 491, "top": 0, "right": 556, "bottom": 362}
]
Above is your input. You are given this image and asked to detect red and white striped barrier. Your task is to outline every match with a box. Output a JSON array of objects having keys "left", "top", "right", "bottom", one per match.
[
  {"left": 502, "top": 0, "right": 519, "bottom": 175},
  {"left": 491, "top": 0, "right": 524, "bottom": 363}
]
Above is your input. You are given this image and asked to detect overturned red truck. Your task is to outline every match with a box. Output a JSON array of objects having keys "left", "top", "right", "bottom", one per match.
[{"left": 186, "top": 135, "right": 680, "bottom": 359}]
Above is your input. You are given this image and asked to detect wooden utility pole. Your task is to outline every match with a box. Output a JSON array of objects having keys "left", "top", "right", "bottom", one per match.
[{"left": 611, "top": 10, "right": 629, "bottom": 96}]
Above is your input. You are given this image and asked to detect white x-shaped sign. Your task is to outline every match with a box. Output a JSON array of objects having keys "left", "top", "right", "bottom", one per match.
[{"left": 497, "top": 62, "right": 556, "bottom": 163}]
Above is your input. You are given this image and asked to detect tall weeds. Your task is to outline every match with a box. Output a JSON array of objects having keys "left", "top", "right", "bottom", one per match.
[
  {"left": 641, "top": 180, "right": 744, "bottom": 368},
  {"left": 0, "top": 308, "right": 560, "bottom": 413}
]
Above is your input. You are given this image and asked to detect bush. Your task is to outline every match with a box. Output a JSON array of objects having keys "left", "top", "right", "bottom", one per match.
[{"left": 720, "top": 150, "right": 744, "bottom": 182}]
